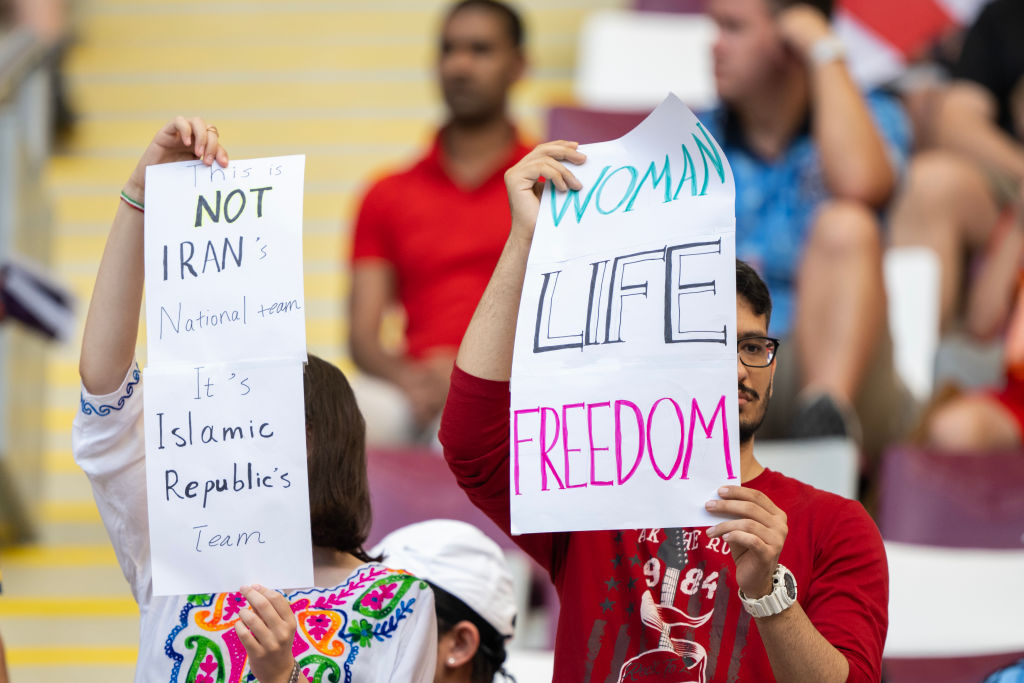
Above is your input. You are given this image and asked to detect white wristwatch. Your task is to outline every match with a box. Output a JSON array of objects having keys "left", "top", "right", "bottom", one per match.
[
  {"left": 810, "top": 34, "right": 846, "bottom": 65},
  {"left": 738, "top": 564, "right": 797, "bottom": 618}
]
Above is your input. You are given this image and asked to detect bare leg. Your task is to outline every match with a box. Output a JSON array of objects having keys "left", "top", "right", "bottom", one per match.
[
  {"left": 888, "top": 151, "right": 1000, "bottom": 330},
  {"left": 965, "top": 213, "right": 1024, "bottom": 340},
  {"left": 927, "top": 394, "right": 1022, "bottom": 452},
  {"left": 795, "top": 200, "right": 885, "bottom": 405}
]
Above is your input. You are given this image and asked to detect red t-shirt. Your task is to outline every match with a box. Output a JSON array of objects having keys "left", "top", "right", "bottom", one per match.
[
  {"left": 440, "top": 367, "right": 888, "bottom": 683},
  {"left": 350, "top": 135, "right": 532, "bottom": 359}
]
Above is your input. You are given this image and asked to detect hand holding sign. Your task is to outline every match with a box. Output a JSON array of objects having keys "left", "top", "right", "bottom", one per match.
[
  {"left": 234, "top": 585, "right": 300, "bottom": 683},
  {"left": 706, "top": 486, "right": 788, "bottom": 599},
  {"left": 505, "top": 141, "right": 586, "bottom": 243},
  {"left": 124, "top": 116, "right": 229, "bottom": 208},
  {"left": 81, "top": 115, "right": 227, "bottom": 398}
]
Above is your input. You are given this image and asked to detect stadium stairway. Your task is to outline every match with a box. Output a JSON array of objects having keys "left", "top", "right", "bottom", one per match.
[{"left": 0, "top": 1, "right": 614, "bottom": 680}]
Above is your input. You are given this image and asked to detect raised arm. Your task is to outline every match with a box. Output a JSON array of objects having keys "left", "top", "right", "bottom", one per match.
[
  {"left": 79, "top": 116, "right": 228, "bottom": 394},
  {"left": 454, "top": 141, "right": 585, "bottom": 380},
  {"left": 778, "top": 6, "right": 896, "bottom": 207}
]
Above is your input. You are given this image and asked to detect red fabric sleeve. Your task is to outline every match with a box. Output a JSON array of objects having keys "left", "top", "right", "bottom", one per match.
[
  {"left": 803, "top": 498, "right": 889, "bottom": 683},
  {"left": 439, "top": 365, "right": 558, "bottom": 572},
  {"left": 350, "top": 181, "right": 392, "bottom": 263}
]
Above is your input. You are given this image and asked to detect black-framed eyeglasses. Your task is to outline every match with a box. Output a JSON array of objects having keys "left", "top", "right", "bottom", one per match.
[{"left": 738, "top": 336, "right": 780, "bottom": 368}]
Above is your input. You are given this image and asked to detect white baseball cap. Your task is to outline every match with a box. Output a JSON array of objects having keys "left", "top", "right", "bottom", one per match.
[{"left": 371, "top": 519, "right": 516, "bottom": 639}]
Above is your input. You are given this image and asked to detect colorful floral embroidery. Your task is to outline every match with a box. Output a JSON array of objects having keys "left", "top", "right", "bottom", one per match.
[
  {"left": 342, "top": 599, "right": 417, "bottom": 649},
  {"left": 222, "top": 592, "right": 246, "bottom": 620},
  {"left": 164, "top": 565, "right": 422, "bottom": 682},
  {"left": 80, "top": 363, "right": 140, "bottom": 416},
  {"left": 306, "top": 613, "right": 331, "bottom": 640},
  {"left": 362, "top": 582, "right": 396, "bottom": 611},
  {"left": 347, "top": 619, "right": 374, "bottom": 648},
  {"left": 298, "top": 653, "right": 342, "bottom": 683},
  {"left": 194, "top": 592, "right": 248, "bottom": 632},
  {"left": 184, "top": 636, "right": 225, "bottom": 683},
  {"left": 352, "top": 574, "right": 421, "bottom": 620},
  {"left": 296, "top": 609, "right": 346, "bottom": 657}
]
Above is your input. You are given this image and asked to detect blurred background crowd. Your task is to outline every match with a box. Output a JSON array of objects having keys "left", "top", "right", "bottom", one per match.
[{"left": 0, "top": 0, "right": 1022, "bottom": 681}]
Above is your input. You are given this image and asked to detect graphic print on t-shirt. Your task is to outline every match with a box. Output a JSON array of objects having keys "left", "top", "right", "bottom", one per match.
[
  {"left": 581, "top": 527, "right": 755, "bottom": 683},
  {"left": 618, "top": 527, "right": 713, "bottom": 682}
]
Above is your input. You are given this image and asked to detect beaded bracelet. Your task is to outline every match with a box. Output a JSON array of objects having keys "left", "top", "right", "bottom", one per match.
[
  {"left": 120, "top": 190, "right": 144, "bottom": 213},
  {"left": 288, "top": 660, "right": 301, "bottom": 683}
]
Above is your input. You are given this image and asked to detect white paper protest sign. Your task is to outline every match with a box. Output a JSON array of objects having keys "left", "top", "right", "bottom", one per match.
[
  {"left": 143, "top": 360, "right": 313, "bottom": 595},
  {"left": 144, "top": 155, "right": 306, "bottom": 367},
  {"left": 142, "top": 155, "right": 312, "bottom": 595},
  {"left": 510, "top": 94, "right": 737, "bottom": 534}
]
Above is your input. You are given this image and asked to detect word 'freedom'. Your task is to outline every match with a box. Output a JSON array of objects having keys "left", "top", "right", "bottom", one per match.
[{"left": 512, "top": 393, "right": 736, "bottom": 496}]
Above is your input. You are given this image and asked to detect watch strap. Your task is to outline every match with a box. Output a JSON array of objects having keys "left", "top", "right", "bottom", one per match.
[
  {"left": 810, "top": 35, "right": 846, "bottom": 65},
  {"left": 739, "top": 563, "right": 797, "bottom": 618}
]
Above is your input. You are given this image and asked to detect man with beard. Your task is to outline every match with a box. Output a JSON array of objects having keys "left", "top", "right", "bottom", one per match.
[
  {"left": 349, "top": 0, "right": 531, "bottom": 444},
  {"left": 439, "top": 142, "right": 888, "bottom": 682}
]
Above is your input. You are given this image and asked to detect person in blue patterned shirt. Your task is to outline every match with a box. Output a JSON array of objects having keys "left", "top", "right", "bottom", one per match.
[{"left": 699, "top": 0, "right": 914, "bottom": 457}]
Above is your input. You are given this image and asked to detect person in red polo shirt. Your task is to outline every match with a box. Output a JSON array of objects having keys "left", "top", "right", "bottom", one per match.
[{"left": 349, "top": 0, "right": 531, "bottom": 445}]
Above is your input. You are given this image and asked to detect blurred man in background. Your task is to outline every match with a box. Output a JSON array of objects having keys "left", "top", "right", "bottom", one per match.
[
  {"left": 348, "top": 0, "right": 531, "bottom": 446},
  {"left": 700, "top": 0, "right": 913, "bottom": 458},
  {"left": 890, "top": 0, "right": 1024, "bottom": 343},
  {"left": 891, "top": 0, "right": 1024, "bottom": 453}
]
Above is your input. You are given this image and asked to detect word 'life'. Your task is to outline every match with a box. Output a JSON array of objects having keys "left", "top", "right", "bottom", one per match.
[{"left": 534, "top": 239, "right": 724, "bottom": 353}]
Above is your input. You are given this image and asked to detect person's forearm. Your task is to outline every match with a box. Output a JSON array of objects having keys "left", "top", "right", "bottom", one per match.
[
  {"left": 937, "top": 101, "right": 1024, "bottom": 181},
  {"left": 350, "top": 334, "right": 410, "bottom": 385},
  {"left": 756, "top": 602, "right": 849, "bottom": 683},
  {"left": 79, "top": 188, "right": 145, "bottom": 395},
  {"left": 455, "top": 233, "right": 532, "bottom": 381},
  {"left": 80, "top": 117, "right": 227, "bottom": 395},
  {"left": 811, "top": 61, "right": 895, "bottom": 206}
]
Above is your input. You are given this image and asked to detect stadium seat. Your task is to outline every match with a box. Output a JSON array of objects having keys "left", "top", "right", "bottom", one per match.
[
  {"left": 633, "top": 0, "right": 707, "bottom": 12},
  {"left": 546, "top": 106, "right": 647, "bottom": 144},
  {"left": 365, "top": 447, "right": 510, "bottom": 549},
  {"left": 756, "top": 437, "right": 859, "bottom": 499},
  {"left": 575, "top": 9, "right": 717, "bottom": 111},
  {"left": 879, "top": 446, "right": 1024, "bottom": 682}
]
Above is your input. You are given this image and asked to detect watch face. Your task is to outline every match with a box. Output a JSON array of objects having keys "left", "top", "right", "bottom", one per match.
[{"left": 783, "top": 571, "right": 797, "bottom": 600}]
